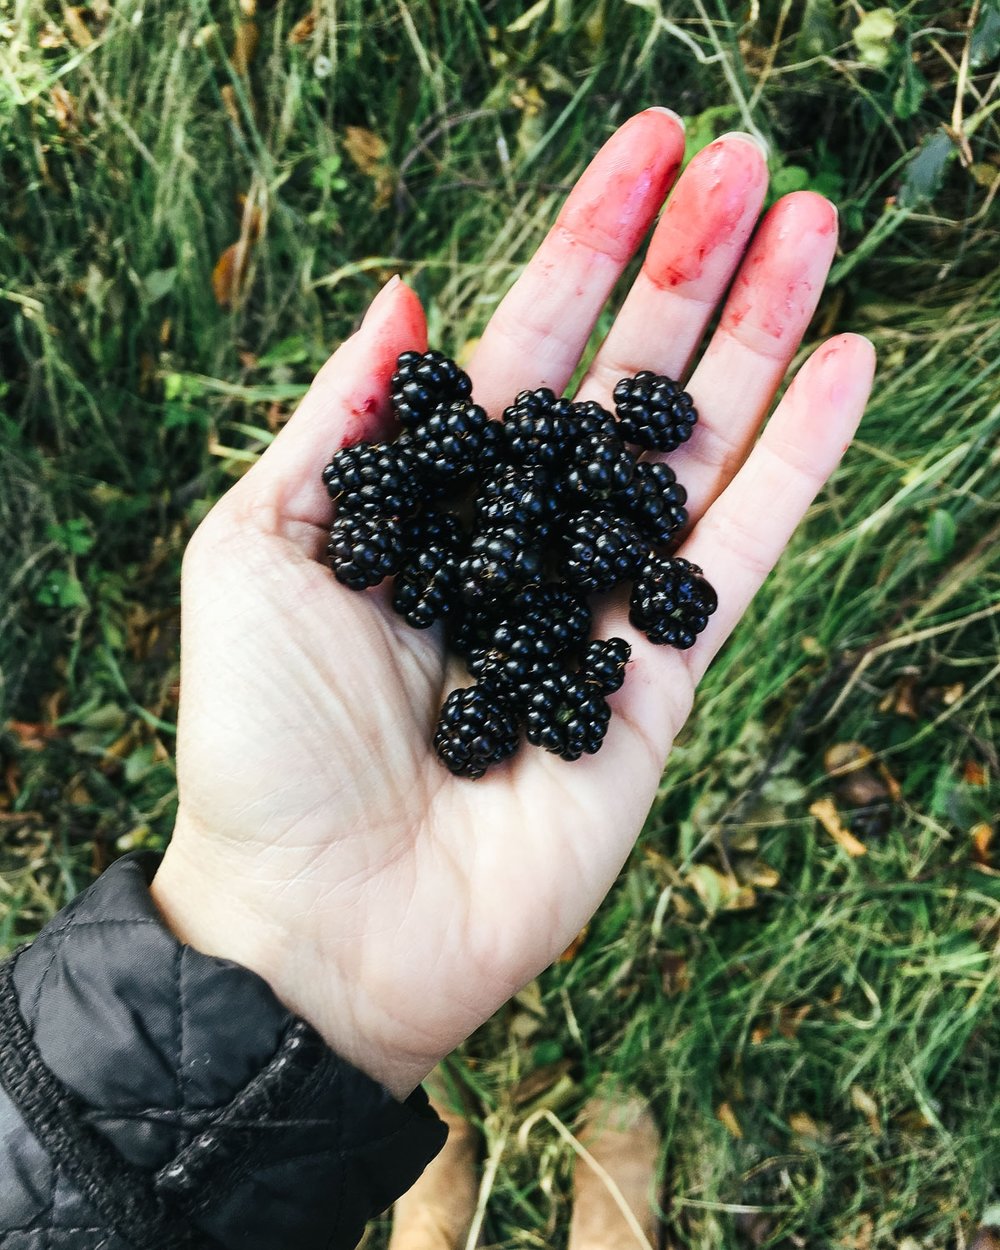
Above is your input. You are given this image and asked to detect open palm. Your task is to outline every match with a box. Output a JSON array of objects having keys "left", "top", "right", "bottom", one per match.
[{"left": 152, "top": 110, "right": 875, "bottom": 1100}]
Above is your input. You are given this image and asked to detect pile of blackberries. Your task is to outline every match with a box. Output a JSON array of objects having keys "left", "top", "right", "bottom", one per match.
[{"left": 322, "top": 350, "right": 717, "bottom": 778}]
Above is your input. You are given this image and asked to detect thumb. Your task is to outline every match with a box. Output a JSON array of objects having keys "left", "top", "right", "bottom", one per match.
[{"left": 239, "top": 277, "right": 427, "bottom": 530}]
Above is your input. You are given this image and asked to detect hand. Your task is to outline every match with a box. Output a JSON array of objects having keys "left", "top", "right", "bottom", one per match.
[{"left": 151, "top": 109, "right": 875, "bottom": 1100}]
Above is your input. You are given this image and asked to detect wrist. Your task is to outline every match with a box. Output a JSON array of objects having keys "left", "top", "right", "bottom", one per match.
[{"left": 149, "top": 820, "right": 434, "bottom": 1101}]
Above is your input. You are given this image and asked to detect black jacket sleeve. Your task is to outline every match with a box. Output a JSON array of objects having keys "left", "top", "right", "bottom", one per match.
[{"left": 0, "top": 852, "right": 447, "bottom": 1249}]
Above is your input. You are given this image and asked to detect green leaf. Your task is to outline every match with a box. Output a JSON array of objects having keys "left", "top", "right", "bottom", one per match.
[
  {"left": 893, "top": 56, "right": 927, "bottom": 119},
  {"left": 854, "top": 7, "right": 896, "bottom": 69},
  {"left": 970, "top": 2, "right": 1000, "bottom": 68},
  {"left": 926, "top": 509, "right": 956, "bottom": 562},
  {"left": 796, "top": 0, "right": 839, "bottom": 58},
  {"left": 45, "top": 518, "right": 95, "bottom": 555},
  {"left": 771, "top": 164, "right": 810, "bottom": 197},
  {"left": 899, "top": 131, "right": 955, "bottom": 209},
  {"left": 143, "top": 267, "right": 177, "bottom": 302},
  {"left": 36, "top": 571, "right": 88, "bottom": 609},
  {"left": 257, "top": 335, "right": 310, "bottom": 368}
]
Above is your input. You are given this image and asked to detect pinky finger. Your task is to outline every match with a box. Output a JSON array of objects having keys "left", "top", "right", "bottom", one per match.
[{"left": 677, "top": 333, "right": 876, "bottom": 686}]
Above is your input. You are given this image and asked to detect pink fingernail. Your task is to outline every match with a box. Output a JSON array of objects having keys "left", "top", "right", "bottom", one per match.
[{"left": 363, "top": 274, "right": 401, "bottom": 323}]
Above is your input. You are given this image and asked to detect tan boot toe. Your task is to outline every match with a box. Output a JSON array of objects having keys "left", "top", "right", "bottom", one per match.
[
  {"left": 566, "top": 1094, "right": 661, "bottom": 1250},
  {"left": 388, "top": 1092, "right": 478, "bottom": 1250}
]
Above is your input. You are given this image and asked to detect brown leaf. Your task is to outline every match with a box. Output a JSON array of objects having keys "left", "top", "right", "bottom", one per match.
[
  {"left": 63, "top": 6, "right": 93, "bottom": 47},
  {"left": 558, "top": 924, "right": 588, "bottom": 962},
  {"left": 660, "top": 952, "right": 690, "bottom": 997},
  {"left": 38, "top": 21, "right": 68, "bottom": 48},
  {"left": 964, "top": 760, "right": 988, "bottom": 785},
  {"left": 971, "top": 823, "right": 995, "bottom": 867},
  {"left": 810, "top": 797, "right": 868, "bottom": 857},
  {"left": 233, "top": 20, "right": 259, "bottom": 75},
  {"left": 6, "top": 721, "right": 61, "bottom": 750},
  {"left": 778, "top": 1003, "right": 811, "bottom": 1039},
  {"left": 220, "top": 84, "right": 242, "bottom": 128},
  {"left": 716, "top": 1101, "right": 742, "bottom": 1139},
  {"left": 788, "top": 1110, "right": 821, "bottom": 1138},
  {"left": 850, "top": 1085, "right": 880, "bottom": 1135},
  {"left": 50, "top": 85, "right": 77, "bottom": 131},
  {"left": 511, "top": 1060, "right": 573, "bottom": 1107},
  {"left": 212, "top": 243, "right": 245, "bottom": 307},
  {"left": 343, "top": 126, "right": 388, "bottom": 175},
  {"left": 288, "top": 11, "right": 317, "bottom": 44},
  {"left": 824, "top": 741, "right": 875, "bottom": 777}
]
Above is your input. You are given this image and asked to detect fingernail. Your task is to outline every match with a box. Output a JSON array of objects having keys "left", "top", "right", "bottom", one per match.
[
  {"left": 717, "top": 130, "right": 770, "bottom": 160},
  {"left": 363, "top": 274, "right": 401, "bottom": 323},
  {"left": 645, "top": 106, "right": 685, "bottom": 131}
]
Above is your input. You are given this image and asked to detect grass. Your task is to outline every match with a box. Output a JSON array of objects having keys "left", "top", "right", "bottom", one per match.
[{"left": 1, "top": 1, "right": 999, "bottom": 1245}]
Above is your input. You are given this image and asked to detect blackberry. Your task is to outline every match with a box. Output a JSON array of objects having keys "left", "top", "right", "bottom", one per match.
[
  {"left": 322, "top": 442, "right": 418, "bottom": 516},
  {"left": 560, "top": 509, "right": 644, "bottom": 593},
  {"left": 391, "top": 512, "right": 465, "bottom": 629},
  {"left": 402, "top": 400, "right": 492, "bottom": 483},
  {"left": 613, "top": 371, "right": 697, "bottom": 452},
  {"left": 327, "top": 514, "right": 405, "bottom": 589},
  {"left": 457, "top": 524, "right": 543, "bottom": 606},
  {"left": 565, "top": 402, "right": 635, "bottom": 496},
  {"left": 525, "top": 671, "right": 611, "bottom": 761},
  {"left": 629, "top": 557, "right": 718, "bottom": 648},
  {"left": 469, "top": 617, "right": 562, "bottom": 706},
  {"left": 446, "top": 606, "right": 496, "bottom": 662},
  {"left": 391, "top": 349, "right": 472, "bottom": 429},
  {"left": 476, "top": 466, "right": 560, "bottom": 536},
  {"left": 614, "top": 461, "right": 688, "bottom": 545},
  {"left": 511, "top": 583, "right": 592, "bottom": 651},
  {"left": 580, "top": 638, "right": 631, "bottom": 694},
  {"left": 503, "top": 390, "right": 572, "bottom": 468},
  {"left": 434, "top": 685, "right": 519, "bottom": 779}
]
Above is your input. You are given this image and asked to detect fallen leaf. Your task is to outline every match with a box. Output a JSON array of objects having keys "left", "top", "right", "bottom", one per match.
[
  {"left": 50, "top": 85, "right": 77, "bottom": 131},
  {"left": 233, "top": 20, "right": 259, "bottom": 75},
  {"left": 972, "top": 823, "right": 994, "bottom": 867},
  {"left": 63, "top": 6, "right": 93, "bottom": 47},
  {"left": 38, "top": 21, "right": 67, "bottom": 48},
  {"left": 220, "top": 84, "right": 242, "bottom": 128},
  {"left": 6, "top": 720, "right": 61, "bottom": 750},
  {"left": 850, "top": 1085, "right": 881, "bottom": 1135},
  {"left": 288, "top": 10, "right": 317, "bottom": 44},
  {"left": 558, "top": 924, "right": 588, "bottom": 962},
  {"left": 750, "top": 1022, "right": 770, "bottom": 1045},
  {"left": 660, "top": 952, "right": 690, "bottom": 997},
  {"left": 824, "top": 741, "right": 875, "bottom": 777},
  {"left": 716, "top": 1101, "right": 743, "bottom": 1139},
  {"left": 811, "top": 797, "right": 868, "bottom": 856},
  {"left": 788, "top": 1110, "right": 821, "bottom": 1138},
  {"left": 964, "top": 760, "right": 988, "bottom": 786},
  {"left": 778, "top": 1003, "right": 811, "bottom": 1039},
  {"left": 511, "top": 1060, "right": 573, "bottom": 1106},
  {"left": 687, "top": 863, "right": 757, "bottom": 913},
  {"left": 343, "top": 125, "right": 387, "bottom": 175}
]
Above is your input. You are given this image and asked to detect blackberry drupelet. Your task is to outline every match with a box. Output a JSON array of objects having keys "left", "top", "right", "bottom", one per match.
[
  {"left": 614, "top": 461, "right": 688, "bottom": 545},
  {"left": 391, "top": 349, "right": 472, "bottom": 429},
  {"left": 629, "top": 557, "right": 718, "bottom": 648},
  {"left": 434, "top": 685, "right": 520, "bottom": 779},
  {"left": 613, "top": 371, "right": 697, "bottom": 452},
  {"left": 560, "top": 509, "right": 644, "bottom": 593},
  {"left": 525, "top": 672, "right": 612, "bottom": 760},
  {"left": 323, "top": 441, "right": 418, "bottom": 516},
  {"left": 327, "top": 514, "right": 406, "bottom": 589},
  {"left": 580, "top": 638, "right": 631, "bottom": 694},
  {"left": 565, "top": 402, "right": 636, "bottom": 495}
]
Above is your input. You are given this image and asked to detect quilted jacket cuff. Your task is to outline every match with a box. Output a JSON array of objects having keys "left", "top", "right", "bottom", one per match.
[{"left": 0, "top": 851, "right": 447, "bottom": 1250}]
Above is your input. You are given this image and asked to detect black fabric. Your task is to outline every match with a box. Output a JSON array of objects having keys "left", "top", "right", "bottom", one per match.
[{"left": 0, "top": 853, "right": 447, "bottom": 1249}]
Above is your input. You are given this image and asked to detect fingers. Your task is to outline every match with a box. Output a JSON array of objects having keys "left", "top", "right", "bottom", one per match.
[
  {"left": 678, "top": 333, "right": 876, "bottom": 685},
  {"left": 664, "top": 192, "right": 839, "bottom": 522},
  {"left": 575, "top": 133, "right": 769, "bottom": 402},
  {"left": 235, "top": 278, "right": 427, "bottom": 532},
  {"left": 467, "top": 109, "right": 686, "bottom": 415}
]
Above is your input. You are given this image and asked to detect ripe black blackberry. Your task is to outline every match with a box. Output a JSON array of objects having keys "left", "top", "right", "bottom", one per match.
[
  {"left": 391, "top": 349, "right": 472, "bottom": 429},
  {"left": 401, "top": 399, "right": 492, "bottom": 484},
  {"left": 559, "top": 509, "right": 644, "bottom": 594},
  {"left": 613, "top": 371, "right": 697, "bottom": 452},
  {"left": 565, "top": 402, "right": 636, "bottom": 496},
  {"left": 327, "top": 514, "right": 405, "bottom": 589},
  {"left": 391, "top": 512, "right": 465, "bottom": 629},
  {"left": 503, "top": 389, "right": 572, "bottom": 468},
  {"left": 525, "top": 672, "right": 612, "bottom": 760},
  {"left": 468, "top": 616, "right": 562, "bottom": 706},
  {"left": 476, "top": 466, "right": 560, "bottom": 536},
  {"left": 434, "top": 685, "right": 519, "bottom": 778},
  {"left": 457, "top": 524, "right": 543, "bottom": 606},
  {"left": 614, "top": 462, "right": 688, "bottom": 546},
  {"left": 629, "top": 557, "right": 718, "bottom": 648},
  {"left": 512, "top": 583, "right": 592, "bottom": 652},
  {"left": 323, "top": 442, "right": 417, "bottom": 516},
  {"left": 580, "top": 638, "right": 631, "bottom": 694}
]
